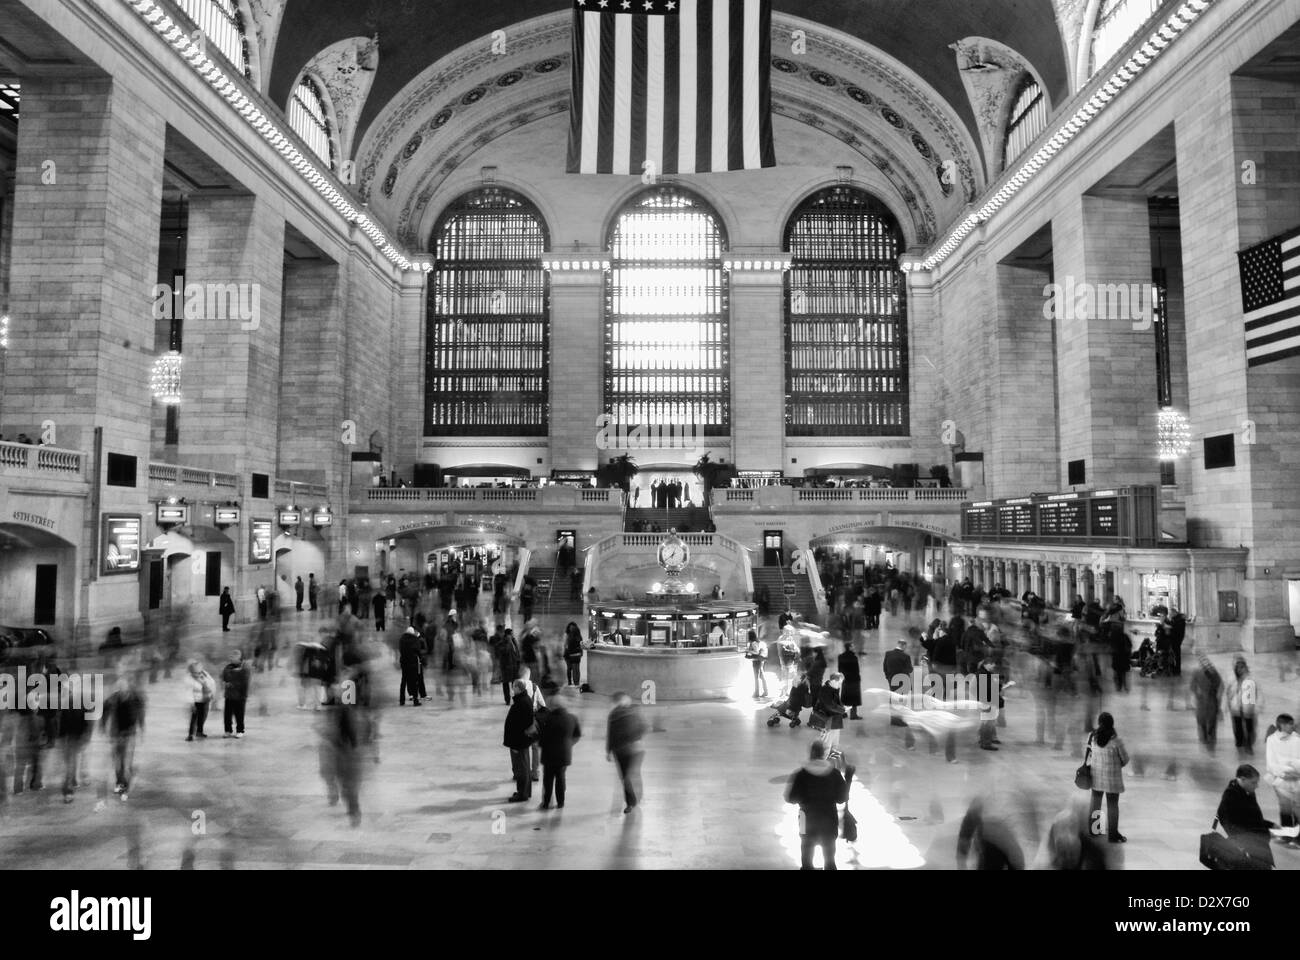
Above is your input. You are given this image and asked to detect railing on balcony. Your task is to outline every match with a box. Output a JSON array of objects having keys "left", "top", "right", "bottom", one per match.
[
  {"left": 0, "top": 442, "right": 85, "bottom": 478},
  {"left": 360, "top": 487, "right": 624, "bottom": 506},
  {"left": 150, "top": 462, "right": 240, "bottom": 491},
  {"left": 276, "top": 478, "right": 329, "bottom": 500}
]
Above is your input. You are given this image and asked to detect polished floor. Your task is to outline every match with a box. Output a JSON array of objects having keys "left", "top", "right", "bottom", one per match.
[{"left": 2, "top": 604, "right": 1298, "bottom": 870}]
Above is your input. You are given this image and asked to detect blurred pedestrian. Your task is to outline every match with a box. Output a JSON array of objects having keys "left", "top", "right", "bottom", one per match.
[
  {"left": 101, "top": 676, "right": 146, "bottom": 801},
  {"left": 372, "top": 591, "right": 388, "bottom": 632},
  {"left": 815, "top": 673, "right": 847, "bottom": 757},
  {"left": 837, "top": 641, "right": 860, "bottom": 720},
  {"left": 398, "top": 615, "right": 424, "bottom": 707},
  {"left": 504, "top": 680, "right": 534, "bottom": 802},
  {"left": 318, "top": 697, "right": 363, "bottom": 826},
  {"left": 1086, "top": 711, "right": 1130, "bottom": 843},
  {"left": 538, "top": 691, "right": 581, "bottom": 809},
  {"left": 295, "top": 576, "right": 305, "bottom": 611},
  {"left": 1190, "top": 655, "right": 1223, "bottom": 750},
  {"left": 784, "top": 740, "right": 849, "bottom": 870},
  {"left": 308, "top": 573, "right": 319, "bottom": 612},
  {"left": 606, "top": 691, "right": 647, "bottom": 813},
  {"left": 957, "top": 794, "right": 1025, "bottom": 869},
  {"left": 563, "top": 622, "right": 585, "bottom": 688},
  {"left": 745, "top": 629, "right": 769, "bottom": 699}
]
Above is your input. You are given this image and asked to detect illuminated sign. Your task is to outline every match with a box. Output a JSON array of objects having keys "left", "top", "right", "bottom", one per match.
[
  {"left": 214, "top": 507, "right": 241, "bottom": 526},
  {"left": 312, "top": 508, "right": 333, "bottom": 527},
  {"left": 250, "top": 519, "right": 272, "bottom": 563},
  {"left": 155, "top": 503, "right": 190, "bottom": 526},
  {"left": 278, "top": 509, "right": 302, "bottom": 527},
  {"left": 101, "top": 514, "right": 142, "bottom": 575}
]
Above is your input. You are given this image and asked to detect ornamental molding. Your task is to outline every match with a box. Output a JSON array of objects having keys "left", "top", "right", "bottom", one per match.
[
  {"left": 245, "top": 0, "right": 285, "bottom": 94},
  {"left": 949, "top": 37, "right": 1044, "bottom": 180},
  {"left": 301, "top": 35, "right": 380, "bottom": 164}
]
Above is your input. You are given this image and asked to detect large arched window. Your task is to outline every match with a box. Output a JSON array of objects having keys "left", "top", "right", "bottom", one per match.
[
  {"left": 176, "top": 0, "right": 252, "bottom": 79},
  {"left": 784, "top": 187, "right": 908, "bottom": 436},
  {"left": 1004, "top": 75, "right": 1048, "bottom": 168},
  {"left": 289, "top": 76, "right": 335, "bottom": 169},
  {"left": 427, "top": 188, "right": 550, "bottom": 437},
  {"left": 1088, "top": 0, "right": 1161, "bottom": 77},
  {"left": 606, "top": 187, "right": 730, "bottom": 435}
]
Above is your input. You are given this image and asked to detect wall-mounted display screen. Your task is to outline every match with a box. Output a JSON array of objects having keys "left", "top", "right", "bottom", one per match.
[
  {"left": 250, "top": 519, "right": 272, "bottom": 563},
  {"left": 101, "top": 514, "right": 142, "bottom": 575}
]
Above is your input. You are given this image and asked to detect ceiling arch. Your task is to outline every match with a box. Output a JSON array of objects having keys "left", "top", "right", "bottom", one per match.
[{"left": 271, "top": 0, "right": 1070, "bottom": 164}]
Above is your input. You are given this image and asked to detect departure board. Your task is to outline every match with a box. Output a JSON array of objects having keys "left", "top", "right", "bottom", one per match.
[
  {"left": 960, "top": 487, "right": 1158, "bottom": 547},
  {"left": 1090, "top": 497, "right": 1120, "bottom": 537}
]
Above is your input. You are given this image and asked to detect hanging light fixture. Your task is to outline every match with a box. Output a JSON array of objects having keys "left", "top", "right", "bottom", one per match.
[
  {"left": 1157, "top": 407, "right": 1191, "bottom": 460},
  {"left": 151, "top": 350, "right": 183, "bottom": 405}
]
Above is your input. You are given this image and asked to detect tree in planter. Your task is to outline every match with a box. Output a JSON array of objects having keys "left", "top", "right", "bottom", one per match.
[
  {"left": 597, "top": 454, "right": 639, "bottom": 494},
  {"left": 929, "top": 464, "right": 952, "bottom": 488},
  {"left": 693, "top": 453, "right": 738, "bottom": 507}
]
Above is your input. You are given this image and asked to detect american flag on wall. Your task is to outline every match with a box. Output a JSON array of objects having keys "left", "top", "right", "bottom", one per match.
[
  {"left": 1239, "top": 224, "right": 1300, "bottom": 368},
  {"left": 566, "top": 0, "right": 776, "bottom": 175}
]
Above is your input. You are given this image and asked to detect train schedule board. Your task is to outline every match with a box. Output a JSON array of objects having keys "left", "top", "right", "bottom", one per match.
[{"left": 961, "top": 487, "right": 1156, "bottom": 547}]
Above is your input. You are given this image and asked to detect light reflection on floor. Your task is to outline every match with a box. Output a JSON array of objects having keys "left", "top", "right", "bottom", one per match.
[{"left": 775, "top": 777, "right": 926, "bottom": 869}]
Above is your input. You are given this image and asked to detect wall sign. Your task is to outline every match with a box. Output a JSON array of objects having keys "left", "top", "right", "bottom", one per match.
[
  {"left": 250, "top": 518, "right": 272, "bottom": 563},
  {"left": 312, "top": 508, "right": 333, "bottom": 527},
  {"left": 215, "top": 506, "right": 241, "bottom": 526},
  {"left": 155, "top": 503, "right": 191, "bottom": 526},
  {"left": 278, "top": 509, "right": 302, "bottom": 527},
  {"left": 101, "top": 514, "right": 142, "bottom": 575}
]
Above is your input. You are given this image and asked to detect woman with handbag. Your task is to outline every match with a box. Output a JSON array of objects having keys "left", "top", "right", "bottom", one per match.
[
  {"left": 812, "top": 673, "right": 848, "bottom": 756},
  {"left": 1083, "top": 711, "right": 1130, "bottom": 843}
]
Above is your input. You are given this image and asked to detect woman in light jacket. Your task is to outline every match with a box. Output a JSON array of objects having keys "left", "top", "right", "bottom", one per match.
[
  {"left": 1225, "top": 656, "right": 1262, "bottom": 755},
  {"left": 1086, "top": 711, "right": 1130, "bottom": 843}
]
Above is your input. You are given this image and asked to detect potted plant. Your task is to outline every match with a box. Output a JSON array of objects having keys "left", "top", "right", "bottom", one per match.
[
  {"left": 693, "top": 453, "right": 738, "bottom": 507},
  {"left": 597, "top": 453, "right": 639, "bottom": 493},
  {"left": 930, "top": 464, "right": 952, "bottom": 488}
]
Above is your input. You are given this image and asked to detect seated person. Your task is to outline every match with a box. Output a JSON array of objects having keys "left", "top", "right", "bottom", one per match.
[{"left": 1215, "top": 764, "right": 1275, "bottom": 868}]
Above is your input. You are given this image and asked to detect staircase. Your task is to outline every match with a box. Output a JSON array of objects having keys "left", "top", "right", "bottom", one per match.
[
  {"left": 624, "top": 506, "right": 711, "bottom": 532},
  {"left": 529, "top": 566, "right": 585, "bottom": 617},
  {"left": 751, "top": 565, "right": 820, "bottom": 622}
]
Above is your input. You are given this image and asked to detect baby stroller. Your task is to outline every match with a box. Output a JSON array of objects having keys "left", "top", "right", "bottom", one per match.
[{"left": 767, "top": 677, "right": 810, "bottom": 727}]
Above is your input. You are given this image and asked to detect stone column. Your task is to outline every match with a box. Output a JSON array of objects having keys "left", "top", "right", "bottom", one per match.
[
  {"left": 1052, "top": 195, "right": 1160, "bottom": 490},
  {"left": 3, "top": 76, "right": 165, "bottom": 646},
  {"left": 729, "top": 262, "right": 785, "bottom": 471},
  {"left": 548, "top": 264, "right": 606, "bottom": 471},
  {"left": 906, "top": 258, "right": 947, "bottom": 475},
  {"left": 392, "top": 270, "right": 428, "bottom": 478}
]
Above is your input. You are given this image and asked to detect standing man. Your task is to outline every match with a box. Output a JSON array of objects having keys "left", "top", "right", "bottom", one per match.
[
  {"left": 504, "top": 680, "right": 535, "bottom": 802},
  {"left": 538, "top": 691, "right": 582, "bottom": 809},
  {"left": 219, "top": 587, "right": 235, "bottom": 632},
  {"left": 398, "top": 616, "right": 424, "bottom": 706},
  {"left": 101, "top": 676, "right": 146, "bottom": 802},
  {"left": 883, "top": 638, "right": 913, "bottom": 739},
  {"left": 308, "top": 573, "right": 319, "bottom": 613},
  {"left": 606, "top": 691, "right": 647, "bottom": 813},
  {"left": 221, "top": 650, "right": 251, "bottom": 739},
  {"left": 371, "top": 589, "right": 388, "bottom": 633},
  {"left": 256, "top": 585, "right": 268, "bottom": 620},
  {"left": 295, "top": 576, "right": 305, "bottom": 612},
  {"left": 784, "top": 740, "right": 850, "bottom": 870},
  {"left": 1264, "top": 714, "right": 1300, "bottom": 845}
]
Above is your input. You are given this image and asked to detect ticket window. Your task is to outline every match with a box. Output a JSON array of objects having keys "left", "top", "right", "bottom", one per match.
[{"left": 1141, "top": 573, "right": 1181, "bottom": 617}]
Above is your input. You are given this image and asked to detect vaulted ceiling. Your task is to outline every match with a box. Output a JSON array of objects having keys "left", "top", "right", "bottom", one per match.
[{"left": 270, "top": 0, "right": 1070, "bottom": 164}]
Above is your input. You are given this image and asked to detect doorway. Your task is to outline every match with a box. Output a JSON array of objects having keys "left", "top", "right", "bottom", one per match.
[
  {"left": 1288, "top": 580, "right": 1300, "bottom": 640},
  {"left": 147, "top": 559, "right": 164, "bottom": 610},
  {"left": 763, "top": 531, "right": 784, "bottom": 567},
  {"left": 34, "top": 564, "right": 57, "bottom": 625},
  {"left": 205, "top": 551, "right": 222, "bottom": 596}
]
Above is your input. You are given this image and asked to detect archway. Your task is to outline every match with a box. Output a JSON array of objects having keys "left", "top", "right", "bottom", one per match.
[
  {"left": 0, "top": 523, "right": 77, "bottom": 639},
  {"left": 147, "top": 526, "right": 235, "bottom": 623}
]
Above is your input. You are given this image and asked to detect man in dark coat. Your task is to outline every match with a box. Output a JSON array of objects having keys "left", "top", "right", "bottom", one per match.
[
  {"left": 398, "top": 617, "right": 425, "bottom": 707},
  {"left": 221, "top": 650, "right": 252, "bottom": 738},
  {"left": 1168, "top": 610, "right": 1187, "bottom": 676},
  {"left": 883, "top": 639, "right": 913, "bottom": 733},
  {"left": 494, "top": 629, "right": 522, "bottom": 705},
  {"left": 504, "top": 680, "right": 535, "bottom": 802},
  {"left": 295, "top": 576, "right": 305, "bottom": 611},
  {"left": 784, "top": 740, "right": 850, "bottom": 870},
  {"left": 1215, "top": 764, "right": 1275, "bottom": 867},
  {"left": 371, "top": 591, "right": 387, "bottom": 632},
  {"left": 219, "top": 587, "right": 235, "bottom": 632},
  {"left": 308, "top": 574, "right": 319, "bottom": 612},
  {"left": 606, "top": 692, "right": 647, "bottom": 813},
  {"left": 836, "top": 644, "right": 862, "bottom": 721},
  {"left": 537, "top": 694, "right": 582, "bottom": 809}
]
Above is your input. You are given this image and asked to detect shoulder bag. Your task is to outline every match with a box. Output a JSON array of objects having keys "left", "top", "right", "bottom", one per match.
[{"left": 1074, "top": 734, "right": 1094, "bottom": 790}]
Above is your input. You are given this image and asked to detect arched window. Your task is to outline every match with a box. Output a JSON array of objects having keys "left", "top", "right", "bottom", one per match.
[
  {"left": 1089, "top": 0, "right": 1161, "bottom": 77},
  {"left": 784, "top": 187, "right": 907, "bottom": 437},
  {"left": 176, "top": 0, "right": 252, "bottom": 79},
  {"left": 427, "top": 188, "right": 550, "bottom": 437},
  {"left": 289, "top": 76, "right": 335, "bottom": 169},
  {"left": 606, "top": 187, "right": 730, "bottom": 435},
  {"left": 1004, "top": 75, "right": 1048, "bottom": 168}
]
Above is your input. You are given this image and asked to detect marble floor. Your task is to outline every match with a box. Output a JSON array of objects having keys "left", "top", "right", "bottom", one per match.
[{"left": 2, "top": 606, "right": 1298, "bottom": 870}]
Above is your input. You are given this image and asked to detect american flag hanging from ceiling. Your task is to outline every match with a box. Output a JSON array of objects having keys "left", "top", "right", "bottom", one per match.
[
  {"left": 566, "top": 0, "right": 776, "bottom": 176},
  {"left": 1238, "top": 224, "right": 1300, "bottom": 368}
]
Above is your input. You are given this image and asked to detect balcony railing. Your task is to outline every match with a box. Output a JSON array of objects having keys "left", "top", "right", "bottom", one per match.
[
  {"left": 149, "top": 462, "right": 240, "bottom": 491},
  {"left": 0, "top": 442, "right": 85, "bottom": 479},
  {"left": 275, "top": 478, "right": 329, "bottom": 500},
  {"left": 719, "top": 487, "right": 969, "bottom": 504},
  {"left": 359, "top": 487, "right": 623, "bottom": 506}
]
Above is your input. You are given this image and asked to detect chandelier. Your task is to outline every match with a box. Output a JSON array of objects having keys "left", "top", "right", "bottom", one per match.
[
  {"left": 1157, "top": 407, "right": 1190, "bottom": 461},
  {"left": 150, "top": 351, "right": 183, "bottom": 405}
]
